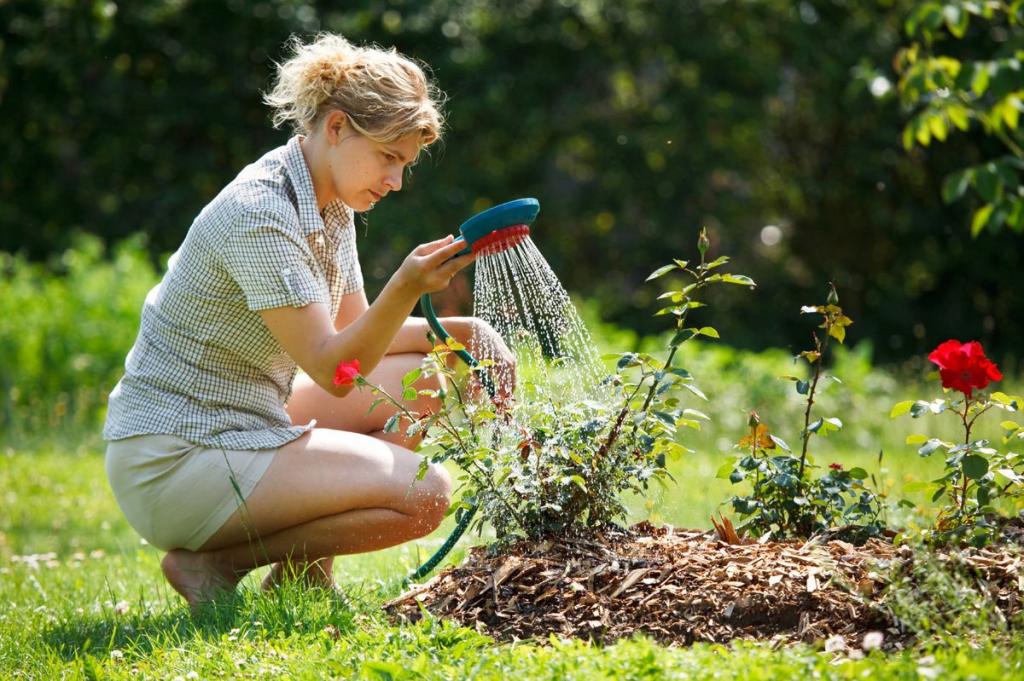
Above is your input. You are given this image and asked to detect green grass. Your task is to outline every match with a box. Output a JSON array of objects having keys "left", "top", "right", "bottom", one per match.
[{"left": 3, "top": 432, "right": 1024, "bottom": 679}]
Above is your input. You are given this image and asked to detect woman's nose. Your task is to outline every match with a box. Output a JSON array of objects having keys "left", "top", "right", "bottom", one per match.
[{"left": 385, "top": 169, "right": 403, "bottom": 192}]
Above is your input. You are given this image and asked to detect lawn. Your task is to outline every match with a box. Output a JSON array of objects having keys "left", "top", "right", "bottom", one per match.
[{"left": 3, "top": 362, "right": 1023, "bottom": 681}]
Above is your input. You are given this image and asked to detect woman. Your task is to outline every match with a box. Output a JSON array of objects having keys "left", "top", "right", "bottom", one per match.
[{"left": 103, "top": 33, "right": 513, "bottom": 607}]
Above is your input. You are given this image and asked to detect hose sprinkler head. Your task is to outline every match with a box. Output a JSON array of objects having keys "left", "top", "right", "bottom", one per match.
[
  {"left": 456, "top": 198, "right": 540, "bottom": 256},
  {"left": 471, "top": 224, "right": 530, "bottom": 255}
]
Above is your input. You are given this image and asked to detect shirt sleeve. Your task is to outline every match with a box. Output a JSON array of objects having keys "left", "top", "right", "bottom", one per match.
[
  {"left": 337, "top": 221, "right": 364, "bottom": 295},
  {"left": 220, "top": 207, "right": 329, "bottom": 311}
]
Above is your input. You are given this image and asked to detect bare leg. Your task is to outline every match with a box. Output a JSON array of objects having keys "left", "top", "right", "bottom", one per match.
[
  {"left": 252, "top": 352, "right": 441, "bottom": 586},
  {"left": 161, "top": 426, "right": 451, "bottom": 608}
]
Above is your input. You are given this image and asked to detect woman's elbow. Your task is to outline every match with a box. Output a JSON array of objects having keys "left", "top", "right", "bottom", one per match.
[
  {"left": 308, "top": 371, "right": 356, "bottom": 398},
  {"left": 325, "top": 380, "right": 356, "bottom": 399}
]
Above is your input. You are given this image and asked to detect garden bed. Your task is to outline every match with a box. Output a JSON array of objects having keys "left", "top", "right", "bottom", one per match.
[{"left": 386, "top": 521, "right": 1023, "bottom": 649}]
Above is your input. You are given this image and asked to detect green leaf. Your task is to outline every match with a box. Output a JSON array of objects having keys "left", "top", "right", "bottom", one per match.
[
  {"left": 368, "top": 397, "right": 386, "bottom": 414},
  {"left": 670, "top": 367, "right": 692, "bottom": 379},
  {"left": 943, "top": 3, "right": 969, "bottom": 37},
  {"left": 679, "top": 382, "right": 707, "bottom": 400},
  {"left": 769, "top": 435, "right": 791, "bottom": 452},
  {"left": 996, "top": 467, "right": 1023, "bottom": 484},
  {"left": 918, "top": 439, "right": 944, "bottom": 456},
  {"left": 646, "top": 263, "right": 679, "bottom": 281},
  {"left": 670, "top": 328, "right": 697, "bottom": 347},
  {"left": 566, "top": 475, "right": 587, "bottom": 490},
  {"left": 402, "top": 387, "right": 417, "bottom": 402},
  {"left": 704, "top": 255, "right": 730, "bottom": 270},
  {"left": 974, "top": 164, "right": 1001, "bottom": 202},
  {"left": 616, "top": 353, "right": 640, "bottom": 370},
  {"left": 383, "top": 414, "right": 401, "bottom": 433},
  {"left": 716, "top": 460, "right": 738, "bottom": 480},
  {"left": 928, "top": 113, "right": 948, "bottom": 142},
  {"left": 890, "top": 400, "right": 915, "bottom": 418},
  {"left": 991, "top": 391, "right": 1020, "bottom": 407},
  {"left": 902, "top": 123, "right": 915, "bottom": 150},
  {"left": 848, "top": 467, "right": 869, "bottom": 480},
  {"left": 720, "top": 274, "right": 756, "bottom": 287},
  {"left": 905, "top": 434, "right": 929, "bottom": 445},
  {"left": 698, "top": 326, "right": 720, "bottom": 339},
  {"left": 401, "top": 367, "right": 422, "bottom": 388},
  {"left": 947, "top": 103, "right": 970, "bottom": 131},
  {"left": 942, "top": 168, "right": 972, "bottom": 203},
  {"left": 971, "top": 203, "right": 994, "bottom": 237},
  {"left": 962, "top": 454, "right": 989, "bottom": 480},
  {"left": 971, "top": 62, "right": 991, "bottom": 96},
  {"left": 807, "top": 418, "right": 823, "bottom": 434},
  {"left": 796, "top": 380, "right": 810, "bottom": 395}
]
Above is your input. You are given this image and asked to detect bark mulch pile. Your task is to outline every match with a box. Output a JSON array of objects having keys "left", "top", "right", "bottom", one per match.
[{"left": 385, "top": 521, "right": 1023, "bottom": 649}]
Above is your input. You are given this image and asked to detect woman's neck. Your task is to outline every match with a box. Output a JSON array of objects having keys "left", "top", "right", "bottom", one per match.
[{"left": 298, "top": 135, "right": 336, "bottom": 212}]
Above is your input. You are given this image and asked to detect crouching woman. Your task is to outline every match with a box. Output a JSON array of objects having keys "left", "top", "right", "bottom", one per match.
[{"left": 103, "top": 33, "right": 512, "bottom": 607}]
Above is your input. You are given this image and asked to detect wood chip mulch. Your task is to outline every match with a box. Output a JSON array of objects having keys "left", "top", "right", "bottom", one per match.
[{"left": 385, "top": 521, "right": 1023, "bottom": 649}]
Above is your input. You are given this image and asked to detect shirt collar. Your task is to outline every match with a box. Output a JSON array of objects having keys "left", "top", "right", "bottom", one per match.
[{"left": 284, "top": 135, "right": 326, "bottom": 236}]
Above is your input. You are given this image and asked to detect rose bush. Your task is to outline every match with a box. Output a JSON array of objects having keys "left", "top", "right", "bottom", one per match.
[
  {"left": 342, "top": 230, "right": 754, "bottom": 544},
  {"left": 721, "top": 286, "right": 885, "bottom": 542},
  {"left": 893, "top": 339, "right": 1023, "bottom": 546}
]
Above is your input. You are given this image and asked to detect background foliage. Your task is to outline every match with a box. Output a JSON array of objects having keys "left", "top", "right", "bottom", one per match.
[{"left": 2, "top": 0, "right": 1022, "bottom": 363}]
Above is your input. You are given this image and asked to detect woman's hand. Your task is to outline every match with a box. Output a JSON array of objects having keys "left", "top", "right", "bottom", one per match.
[
  {"left": 394, "top": 235, "right": 475, "bottom": 295},
  {"left": 469, "top": 319, "right": 516, "bottom": 407}
]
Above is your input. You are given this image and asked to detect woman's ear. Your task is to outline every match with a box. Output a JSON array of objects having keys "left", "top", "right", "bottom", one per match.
[{"left": 324, "top": 110, "right": 349, "bottom": 144}]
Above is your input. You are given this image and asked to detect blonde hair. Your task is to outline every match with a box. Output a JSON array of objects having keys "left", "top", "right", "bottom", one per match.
[{"left": 264, "top": 33, "right": 445, "bottom": 145}]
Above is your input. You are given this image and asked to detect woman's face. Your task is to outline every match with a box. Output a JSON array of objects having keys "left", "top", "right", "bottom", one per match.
[{"left": 324, "top": 115, "right": 421, "bottom": 213}]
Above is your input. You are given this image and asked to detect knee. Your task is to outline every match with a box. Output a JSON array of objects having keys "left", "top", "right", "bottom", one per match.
[{"left": 415, "top": 463, "right": 452, "bottom": 532}]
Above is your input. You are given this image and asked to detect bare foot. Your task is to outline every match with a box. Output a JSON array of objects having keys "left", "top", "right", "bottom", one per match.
[
  {"left": 161, "top": 549, "right": 241, "bottom": 609},
  {"left": 261, "top": 557, "right": 336, "bottom": 592}
]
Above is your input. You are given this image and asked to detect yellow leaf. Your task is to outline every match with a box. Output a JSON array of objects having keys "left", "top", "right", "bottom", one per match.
[{"left": 738, "top": 423, "right": 776, "bottom": 450}]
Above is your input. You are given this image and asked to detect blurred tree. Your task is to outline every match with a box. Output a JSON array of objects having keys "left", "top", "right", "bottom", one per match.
[
  {"left": 895, "top": 0, "right": 1023, "bottom": 236},
  {"left": 1, "top": 0, "right": 1021, "bottom": 364}
]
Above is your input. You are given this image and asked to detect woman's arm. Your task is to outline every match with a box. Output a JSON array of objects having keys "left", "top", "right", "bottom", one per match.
[
  {"left": 332, "top": 272, "right": 478, "bottom": 355},
  {"left": 260, "top": 235, "right": 473, "bottom": 397}
]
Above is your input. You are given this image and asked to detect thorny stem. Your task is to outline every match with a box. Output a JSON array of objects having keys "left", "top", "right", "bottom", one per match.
[
  {"left": 596, "top": 380, "right": 647, "bottom": 465},
  {"left": 960, "top": 398, "right": 973, "bottom": 515},
  {"left": 797, "top": 331, "right": 828, "bottom": 491},
  {"left": 750, "top": 422, "right": 762, "bottom": 489},
  {"left": 630, "top": 260, "right": 711, "bottom": 442}
]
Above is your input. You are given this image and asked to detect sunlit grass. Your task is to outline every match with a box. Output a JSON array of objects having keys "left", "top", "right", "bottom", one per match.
[{"left": 3, "top": 342, "right": 1023, "bottom": 678}]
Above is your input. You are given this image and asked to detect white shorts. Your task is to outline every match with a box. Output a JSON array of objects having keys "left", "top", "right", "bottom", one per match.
[{"left": 105, "top": 434, "right": 277, "bottom": 551}]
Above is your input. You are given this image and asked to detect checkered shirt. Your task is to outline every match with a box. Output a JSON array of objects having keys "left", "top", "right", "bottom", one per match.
[{"left": 103, "top": 136, "right": 364, "bottom": 449}]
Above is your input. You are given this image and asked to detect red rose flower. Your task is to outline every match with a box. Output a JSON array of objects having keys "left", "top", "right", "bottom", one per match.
[
  {"left": 829, "top": 463, "right": 843, "bottom": 471},
  {"left": 333, "top": 359, "right": 361, "bottom": 386},
  {"left": 927, "top": 339, "right": 1002, "bottom": 399}
]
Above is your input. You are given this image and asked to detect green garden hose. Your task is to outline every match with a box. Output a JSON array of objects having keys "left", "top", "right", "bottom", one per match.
[{"left": 404, "top": 199, "right": 539, "bottom": 583}]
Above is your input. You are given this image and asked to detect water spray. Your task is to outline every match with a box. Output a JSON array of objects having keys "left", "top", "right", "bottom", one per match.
[
  {"left": 419, "top": 198, "right": 540, "bottom": 399},
  {"left": 407, "top": 198, "right": 540, "bottom": 585}
]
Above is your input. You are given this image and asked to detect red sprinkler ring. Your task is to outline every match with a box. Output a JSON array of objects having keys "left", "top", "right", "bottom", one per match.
[{"left": 471, "top": 224, "right": 531, "bottom": 255}]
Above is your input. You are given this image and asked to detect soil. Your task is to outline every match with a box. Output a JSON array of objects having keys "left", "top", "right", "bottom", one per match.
[{"left": 385, "top": 521, "right": 1023, "bottom": 650}]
